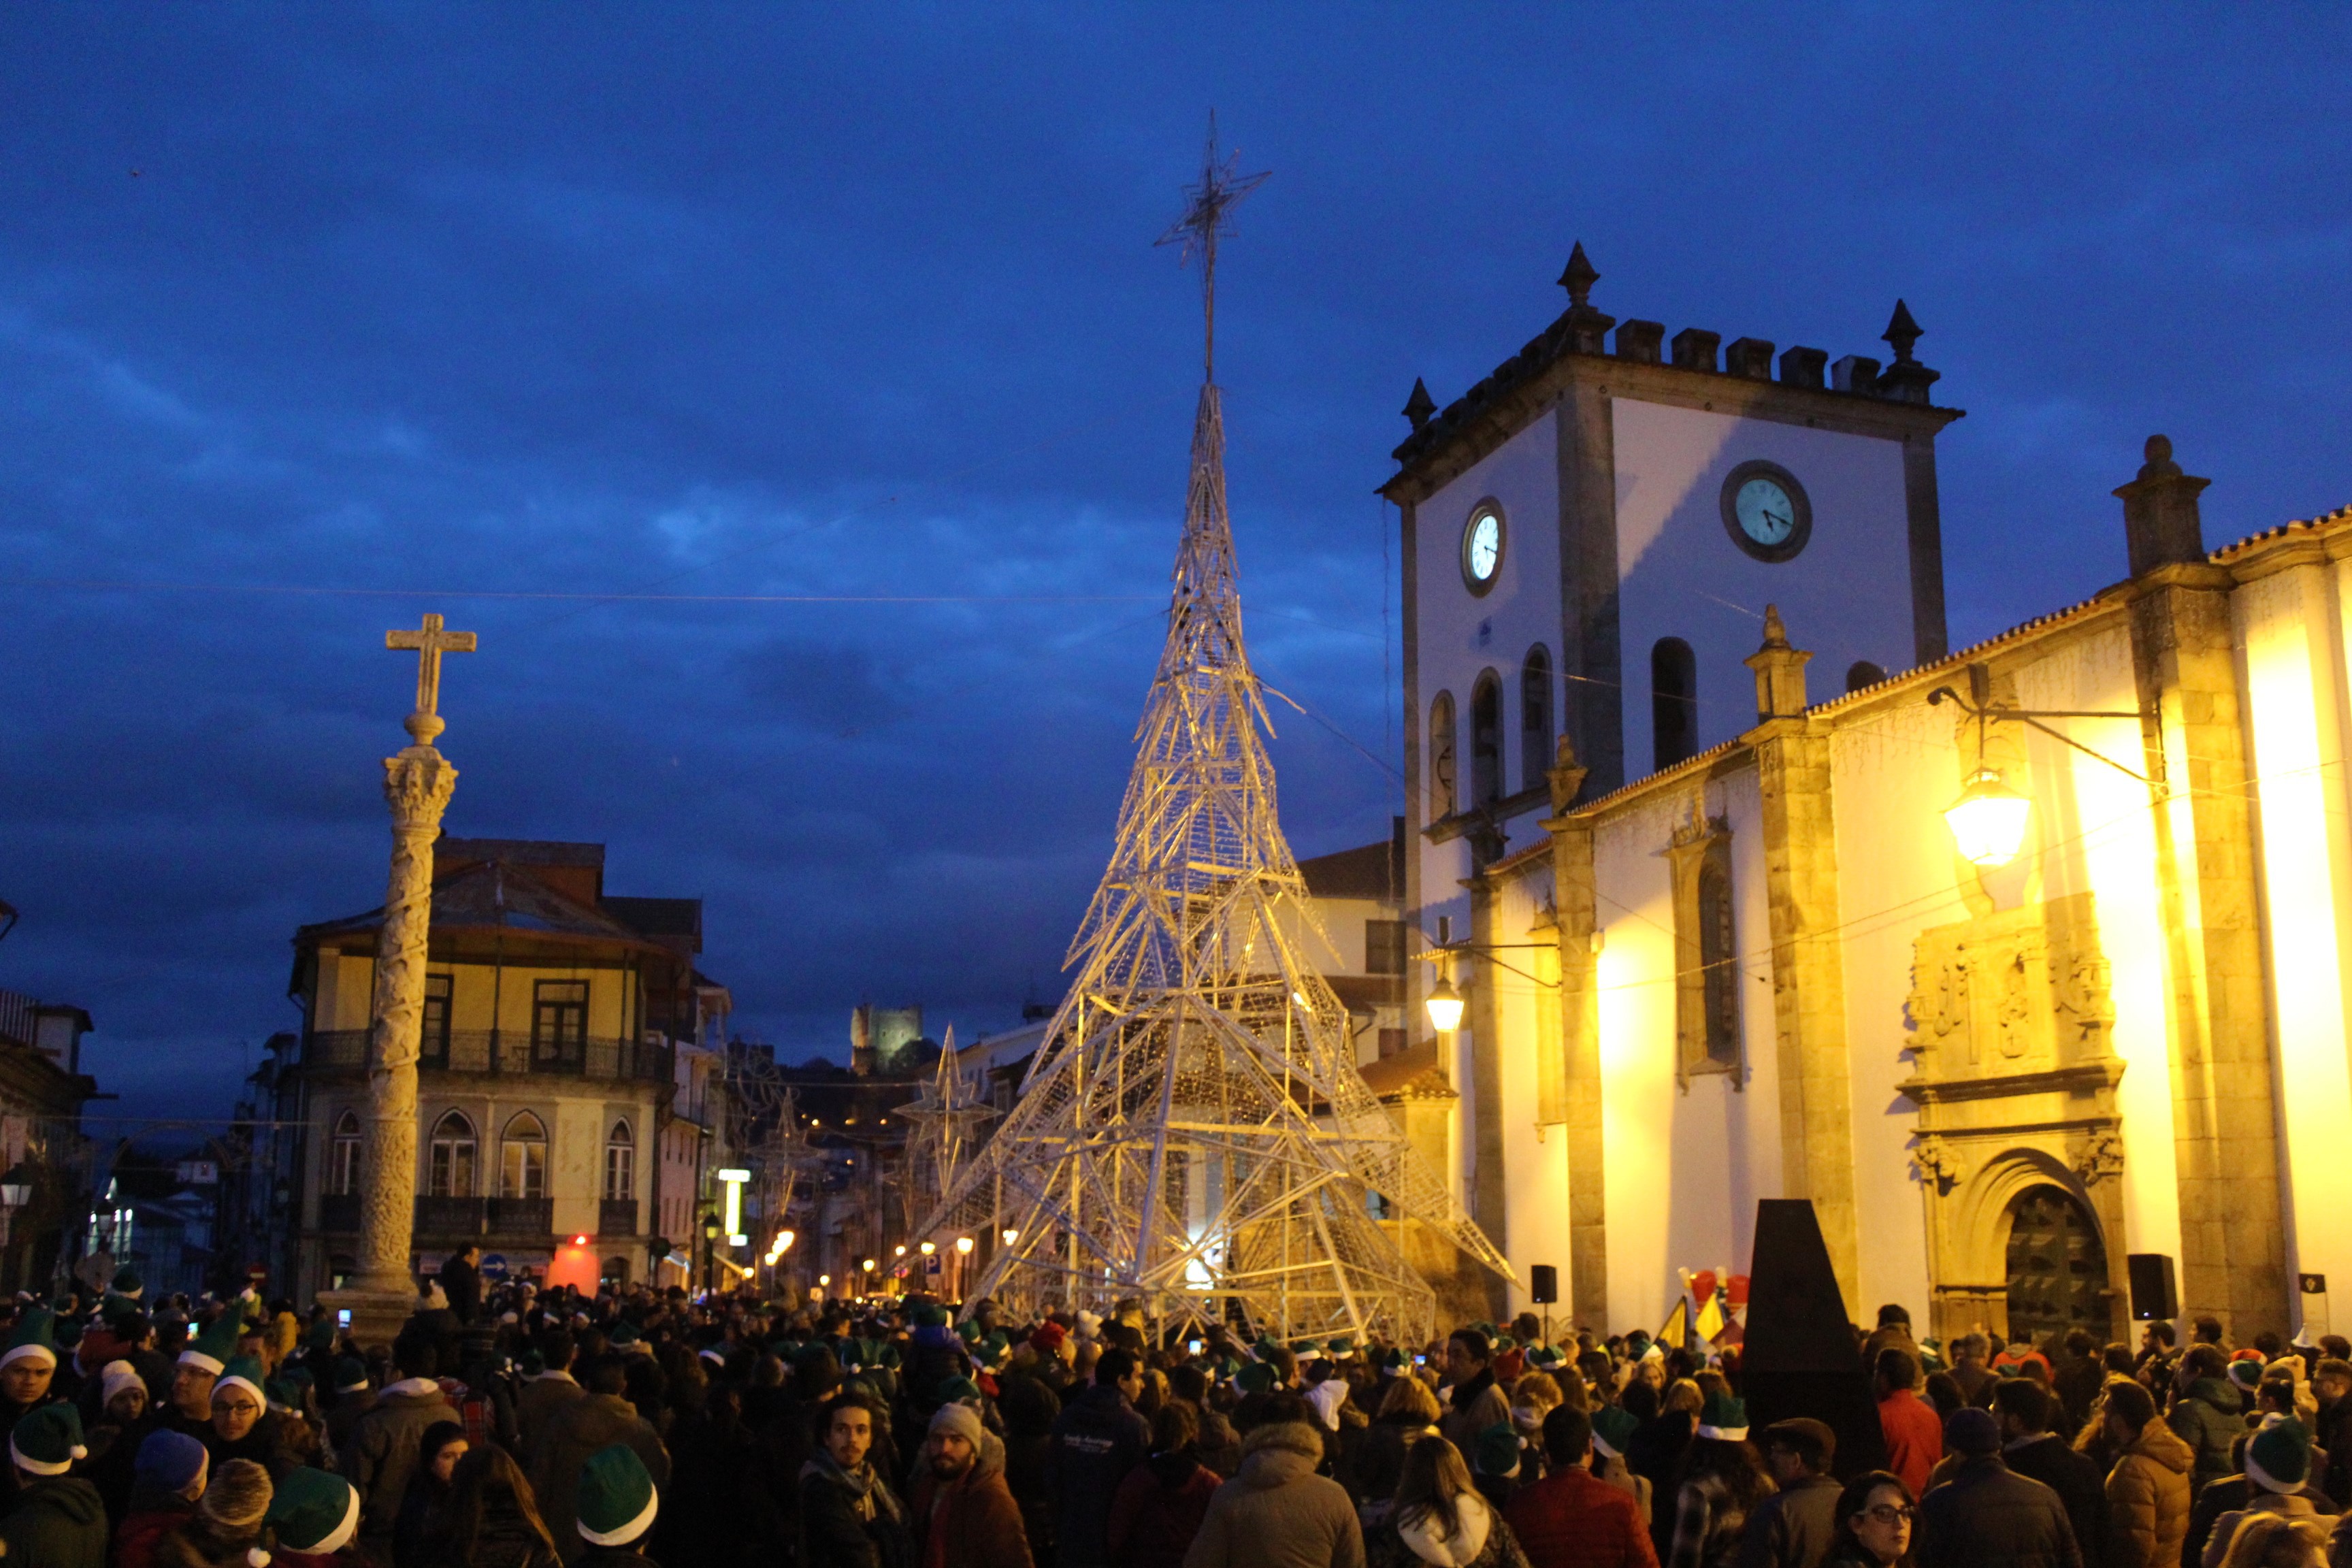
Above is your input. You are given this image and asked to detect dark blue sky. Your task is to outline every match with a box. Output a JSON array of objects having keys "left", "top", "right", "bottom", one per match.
[{"left": 3, "top": 7, "right": 2347, "bottom": 1120}]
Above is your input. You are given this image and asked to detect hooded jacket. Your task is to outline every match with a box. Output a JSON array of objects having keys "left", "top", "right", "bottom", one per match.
[
  {"left": 344, "top": 1377, "right": 459, "bottom": 1539},
  {"left": 2164, "top": 1378, "right": 2242, "bottom": 1494},
  {"left": 909, "top": 1427, "right": 1032, "bottom": 1568},
  {"left": 1390, "top": 1490, "right": 1531, "bottom": 1568},
  {"left": 1046, "top": 1383, "right": 1149, "bottom": 1568},
  {"left": 1914, "top": 1454, "right": 2082, "bottom": 1568},
  {"left": 0, "top": 1474, "right": 109, "bottom": 1568},
  {"left": 1107, "top": 1448, "right": 1220, "bottom": 1568},
  {"left": 528, "top": 1393, "right": 671, "bottom": 1567},
  {"left": 1181, "top": 1421, "right": 1365, "bottom": 1568},
  {"left": 2104, "top": 1418, "right": 2193, "bottom": 1568}
]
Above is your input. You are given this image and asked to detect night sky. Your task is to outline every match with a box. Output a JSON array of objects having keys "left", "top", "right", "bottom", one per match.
[{"left": 3, "top": 9, "right": 2347, "bottom": 1121}]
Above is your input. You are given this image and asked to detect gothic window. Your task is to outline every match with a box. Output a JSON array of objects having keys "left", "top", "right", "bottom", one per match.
[
  {"left": 500, "top": 1111, "right": 547, "bottom": 1199},
  {"left": 1428, "top": 693, "right": 1458, "bottom": 819},
  {"left": 1470, "top": 672, "right": 1503, "bottom": 806},
  {"left": 604, "top": 1120, "right": 634, "bottom": 1201},
  {"left": 1652, "top": 638, "right": 1698, "bottom": 770},
  {"left": 532, "top": 980, "right": 589, "bottom": 1068},
  {"left": 1846, "top": 660, "right": 1888, "bottom": 693},
  {"left": 1668, "top": 808, "right": 1744, "bottom": 1088},
  {"left": 421, "top": 973, "right": 453, "bottom": 1065},
  {"left": 1520, "top": 646, "right": 1554, "bottom": 791},
  {"left": 330, "top": 1111, "right": 361, "bottom": 1196},
  {"left": 427, "top": 1111, "right": 477, "bottom": 1198}
]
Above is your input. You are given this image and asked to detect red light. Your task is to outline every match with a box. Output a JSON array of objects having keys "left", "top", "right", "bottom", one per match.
[{"left": 572, "top": 1235, "right": 589, "bottom": 1246}]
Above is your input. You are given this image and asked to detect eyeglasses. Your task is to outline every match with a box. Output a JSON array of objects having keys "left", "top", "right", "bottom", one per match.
[{"left": 1863, "top": 1503, "right": 1916, "bottom": 1526}]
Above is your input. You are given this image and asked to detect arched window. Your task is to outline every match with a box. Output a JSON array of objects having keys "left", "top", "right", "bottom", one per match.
[
  {"left": 500, "top": 1111, "right": 547, "bottom": 1200},
  {"left": 1698, "top": 859, "right": 1740, "bottom": 1066},
  {"left": 1428, "top": 693, "right": 1458, "bottom": 819},
  {"left": 1652, "top": 638, "right": 1698, "bottom": 770},
  {"left": 1846, "top": 660, "right": 1887, "bottom": 693},
  {"left": 604, "top": 1120, "right": 634, "bottom": 1202},
  {"left": 1470, "top": 672, "right": 1502, "bottom": 806},
  {"left": 1520, "top": 646, "right": 1554, "bottom": 791},
  {"left": 330, "top": 1111, "right": 361, "bottom": 1196},
  {"left": 427, "top": 1111, "right": 477, "bottom": 1198}
]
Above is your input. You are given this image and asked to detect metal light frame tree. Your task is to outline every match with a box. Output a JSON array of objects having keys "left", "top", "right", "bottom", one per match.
[
  {"left": 896, "top": 1026, "right": 995, "bottom": 1242},
  {"left": 919, "top": 122, "right": 1511, "bottom": 1345}
]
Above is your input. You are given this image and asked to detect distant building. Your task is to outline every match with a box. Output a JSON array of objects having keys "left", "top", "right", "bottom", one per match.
[
  {"left": 1293, "top": 819, "right": 1409, "bottom": 1065},
  {"left": 0, "top": 985, "right": 100, "bottom": 1292},
  {"left": 244, "top": 835, "right": 730, "bottom": 1299}
]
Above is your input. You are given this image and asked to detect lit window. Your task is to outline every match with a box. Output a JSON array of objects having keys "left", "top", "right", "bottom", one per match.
[
  {"left": 500, "top": 1111, "right": 546, "bottom": 1199},
  {"left": 428, "top": 1111, "right": 477, "bottom": 1197}
]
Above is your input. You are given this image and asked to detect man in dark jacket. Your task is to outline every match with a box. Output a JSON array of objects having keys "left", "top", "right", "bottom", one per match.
[
  {"left": 1047, "top": 1348, "right": 1150, "bottom": 1568},
  {"left": 2317, "top": 1358, "right": 2352, "bottom": 1507},
  {"left": 1915, "top": 1407, "right": 2081, "bottom": 1568},
  {"left": 799, "top": 1390, "right": 911, "bottom": 1568},
  {"left": 342, "top": 1335, "right": 458, "bottom": 1552},
  {"left": 532, "top": 1357, "right": 671, "bottom": 1566},
  {"left": 438, "top": 1245, "right": 482, "bottom": 1324},
  {"left": 901, "top": 1305, "right": 975, "bottom": 1424},
  {"left": 909, "top": 1400, "right": 1032, "bottom": 1568},
  {"left": 0, "top": 1403, "right": 110, "bottom": 1568},
  {"left": 1995, "top": 1380, "right": 2108, "bottom": 1568},
  {"left": 1735, "top": 1418, "right": 1839, "bottom": 1568},
  {"left": 2165, "top": 1348, "right": 2242, "bottom": 1497}
]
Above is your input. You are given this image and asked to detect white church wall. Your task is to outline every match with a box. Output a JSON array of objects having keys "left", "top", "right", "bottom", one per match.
[
  {"left": 2236, "top": 559, "right": 2352, "bottom": 1334},
  {"left": 2010, "top": 625, "right": 2184, "bottom": 1271},
  {"left": 1612, "top": 400, "right": 1914, "bottom": 772},
  {"left": 1489, "top": 860, "right": 1570, "bottom": 1314}
]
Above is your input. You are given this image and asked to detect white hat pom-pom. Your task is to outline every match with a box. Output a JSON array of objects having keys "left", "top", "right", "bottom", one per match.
[{"left": 246, "top": 1550, "right": 270, "bottom": 1567}]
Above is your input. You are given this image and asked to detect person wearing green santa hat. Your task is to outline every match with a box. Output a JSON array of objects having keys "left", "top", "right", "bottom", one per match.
[
  {"left": 204, "top": 1352, "right": 294, "bottom": 1477},
  {"left": 265, "top": 1467, "right": 363, "bottom": 1566},
  {"left": 575, "top": 1441, "right": 662, "bottom": 1568},
  {"left": 1587, "top": 1404, "right": 1652, "bottom": 1523},
  {"left": 0, "top": 1403, "right": 105, "bottom": 1568},
  {"left": 166, "top": 1313, "right": 244, "bottom": 1434},
  {"left": 0, "top": 1303, "right": 63, "bottom": 1444}
]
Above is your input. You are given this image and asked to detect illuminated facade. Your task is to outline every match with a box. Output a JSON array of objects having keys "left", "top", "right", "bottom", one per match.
[{"left": 1388, "top": 256, "right": 2339, "bottom": 1343}]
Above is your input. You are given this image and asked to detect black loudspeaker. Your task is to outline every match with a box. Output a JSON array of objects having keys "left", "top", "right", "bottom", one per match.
[
  {"left": 1742, "top": 1199, "right": 1888, "bottom": 1481},
  {"left": 2127, "top": 1254, "right": 2179, "bottom": 1322},
  {"left": 1530, "top": 1264, "right": 1558, "bottom": 1305}
]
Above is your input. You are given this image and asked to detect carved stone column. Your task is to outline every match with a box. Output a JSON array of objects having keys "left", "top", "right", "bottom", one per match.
[{"left": 323, "top": 615, "right": 472, "bottom": 1349}]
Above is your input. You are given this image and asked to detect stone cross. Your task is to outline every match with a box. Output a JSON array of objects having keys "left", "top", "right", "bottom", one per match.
[{"left": 322, "top": 613, "right": 476, "bottom": 1348}]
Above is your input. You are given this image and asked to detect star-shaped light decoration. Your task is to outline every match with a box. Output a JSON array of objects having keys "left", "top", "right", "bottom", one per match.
[{"left": 1154, "top": 112, "right": 1269, "bottom": 383}]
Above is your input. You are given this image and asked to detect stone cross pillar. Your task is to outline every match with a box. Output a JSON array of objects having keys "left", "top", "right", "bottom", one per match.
[{"left": 321, "top": 614, "right": 475, "bottom": 1349}]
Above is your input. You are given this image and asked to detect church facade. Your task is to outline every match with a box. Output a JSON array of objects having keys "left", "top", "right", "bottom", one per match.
[{"left": 1384, "top": 250, "right": 2343, "bottom": 1346}]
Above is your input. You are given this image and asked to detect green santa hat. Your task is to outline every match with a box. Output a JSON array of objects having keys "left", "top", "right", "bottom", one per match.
[
  {"left": 110, "top": 1267, "right": 143, "bottom": 1301},
  {"left": 1695, "top": 1390, "right": 1749, "bottom": 1441},
  {"left": 332, "top": 1356, "right": 370, "bottom": 1394},
  {"left": 9, "top": 1403, "right": 85, "bottom": 1475},
  {"left": 1325, "top": 1338, "right": 1355, "bottom": 1358},
  {"left": 2246, "top": 1420, "right": 2313, "bottom": 1494},
  {"left": 214, "top": 1354, "right": 267, "bottom": 1407},
  {"left": 180, "top": 1315, "right": 240, "bottom": 1376},
  {"left": 1591, "top": 1405, "right": 1639, "bottom": 1460},
  {"left": 1, "top": 1305, "right": 58, "bottom": 1371},
  {"left": 577, "top": 1442, "right": 659, "bottom": 1546},
  {"left": 1472, "top": 1422, "right": 1522, "bottom": 1479},
  {"left": 267, "top": 1467, "right": 361, "bottom": 1556},
  {"left": 1237, "top": 1362, "right": 1275, "bottom": 1394}
]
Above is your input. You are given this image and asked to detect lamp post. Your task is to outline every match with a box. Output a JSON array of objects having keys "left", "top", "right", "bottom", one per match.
[
  {"left": 700, "top": 1209, "right": 719, "bottom": 1298},
  {"left": 954, "top": 1234, "right": 973, "bottom": 1299},
  {"left": 1927, "top": 662, "right": 2155, "bottom": 870}
]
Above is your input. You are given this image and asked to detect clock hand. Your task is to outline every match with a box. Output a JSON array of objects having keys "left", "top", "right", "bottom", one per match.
[{"left": 1763, "top": 508, "right": 1789, "bottom": 531}]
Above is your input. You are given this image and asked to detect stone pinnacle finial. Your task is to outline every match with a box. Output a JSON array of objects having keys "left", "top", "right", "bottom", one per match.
[
  {"left": 1761, "top": 604, "right": 1790, "bottom": 649},
  {"left": 2140, "top": 434, "right": 2181, "bottom": 479},
  {"left": 1558, "top": 242, "right": 1599, "bottom": 308},
  {"left": 1403, "top": 377, "right": 1436, "bottom": 431},
  {"left": 1882, "top": 299, "right": 1923, "bottom": 363}
]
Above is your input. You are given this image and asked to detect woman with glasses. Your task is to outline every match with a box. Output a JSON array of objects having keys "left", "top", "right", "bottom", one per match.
[{"left": 1822, "top": 1471, "right": 1915, "bottom": 1568}]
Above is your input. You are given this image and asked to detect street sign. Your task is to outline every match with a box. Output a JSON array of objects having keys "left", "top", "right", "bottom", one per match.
[
  {"left": 174, "top": 1160, "right": 219, "bottom": 1185},
  {"left": 480, "top": 1253, "right": 509, "bottom": 1282}
]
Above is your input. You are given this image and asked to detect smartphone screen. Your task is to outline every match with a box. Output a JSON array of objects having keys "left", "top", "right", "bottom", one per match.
[{"left": 1187, "top": 1339, "right": 1202, "bottom": 1354}]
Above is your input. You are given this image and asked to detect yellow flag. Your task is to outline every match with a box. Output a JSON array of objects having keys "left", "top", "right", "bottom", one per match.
[
  {"left": 1659, "top": 1296, "right": 1689, "bottom": 1349},
  {"left": 1695, "top": 1288, "right": 1727, "bottom": 1343}
]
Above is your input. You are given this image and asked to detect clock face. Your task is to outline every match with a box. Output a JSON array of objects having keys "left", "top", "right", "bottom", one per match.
[
  {"left": 1462, "top": 504, "right": 1503, "bottom": 594},
  {"left": 1734, "top": 477, "right": 1797, "bottom": 547},
  {"left": 1718, "top": 462, "right": 1811, "bottom": 562}
]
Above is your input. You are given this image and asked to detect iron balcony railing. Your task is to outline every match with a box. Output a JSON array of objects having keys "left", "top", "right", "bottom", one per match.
[
  {"left": 598, "top": 1198, "right": 638, "bottom": 1237},
  {"left": 304, "top": 1029, "right": 672, "bottom": 1082},
  {"left": 322, "top": 1194, "right": 561, "bottom": 1240}
]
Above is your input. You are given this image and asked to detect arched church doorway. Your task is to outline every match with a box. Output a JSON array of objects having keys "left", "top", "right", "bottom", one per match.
[{"left": 2004, "top": 1185, "right": 2108, "bottom": 1345}]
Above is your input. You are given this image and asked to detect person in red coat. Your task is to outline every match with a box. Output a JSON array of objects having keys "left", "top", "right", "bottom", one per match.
[
  {"left": 1872, "top": 1348, "right": 1942, "bottom": 1500},
  {"left": 909, "top": 1399, "right": 1034, "bottom": 1568},
  {"left": 1107, "top": 1403, "right": 1220, "bottom": 1568},
  {"left": 1505, "top": 1407, "right": 1659, "bottom": 1568}
]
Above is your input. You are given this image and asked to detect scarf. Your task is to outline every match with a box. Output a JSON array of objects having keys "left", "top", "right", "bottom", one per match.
[
  {"left": 1448, "top": 1368, "right": 1495, "bottom": 1413},
  {"left": 800, "top": 1453, "right": 904, "bottom": 1526}
]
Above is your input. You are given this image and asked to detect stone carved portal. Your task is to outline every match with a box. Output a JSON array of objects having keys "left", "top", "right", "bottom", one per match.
[{"left": 1901, "top": 892, "right": 2129, "bottom": 1343}]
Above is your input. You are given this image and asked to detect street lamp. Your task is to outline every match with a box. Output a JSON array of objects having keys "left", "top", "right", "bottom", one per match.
[
  {"left": 0, "top": 1164, "right": 34, "bottom": 1211},
  {"left": 919, "top": 1241, "right": 936, "bottom": 1256},
  {"left": 1001, "top": 1228, "right": 1019, "bottom": 1245},
  {"left": 954, "top": 1236, "right": 974, "bottom": 1256},
  {"left": 1424, "top": 976, "right": 1464, "bottom": 1034},
  {"left": 700, "top": 1210, "right": 720, "bottom": 1296},
  {"left": 1943, "top": 768, "right": 2032, "bottom": 868}
]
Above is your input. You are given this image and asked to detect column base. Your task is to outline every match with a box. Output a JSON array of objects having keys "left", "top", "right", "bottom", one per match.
[{"left": 318, "top": 1279, "right": 421, "bottom": 1352}]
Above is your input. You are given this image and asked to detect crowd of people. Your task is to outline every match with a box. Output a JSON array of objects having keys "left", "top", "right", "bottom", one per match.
[{"left": 0, "top": 1258, "right": 2342, "bottom": 1568}]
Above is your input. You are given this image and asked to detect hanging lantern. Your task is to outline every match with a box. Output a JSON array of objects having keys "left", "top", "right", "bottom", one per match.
[
  {"left": 1943, "top": 767, "right": 2031, "bottom": 868},
  {"left": 1424, "top": 976, "right": 1465, "bottom": 1034}
]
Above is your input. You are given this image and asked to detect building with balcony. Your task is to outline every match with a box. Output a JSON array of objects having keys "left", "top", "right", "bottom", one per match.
[
  {"left": 260, "top": 836, "right": 729, "bottom": 1298},
  {"left": 0, "top": 985, "right": 98, "bottom": 1292}
]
